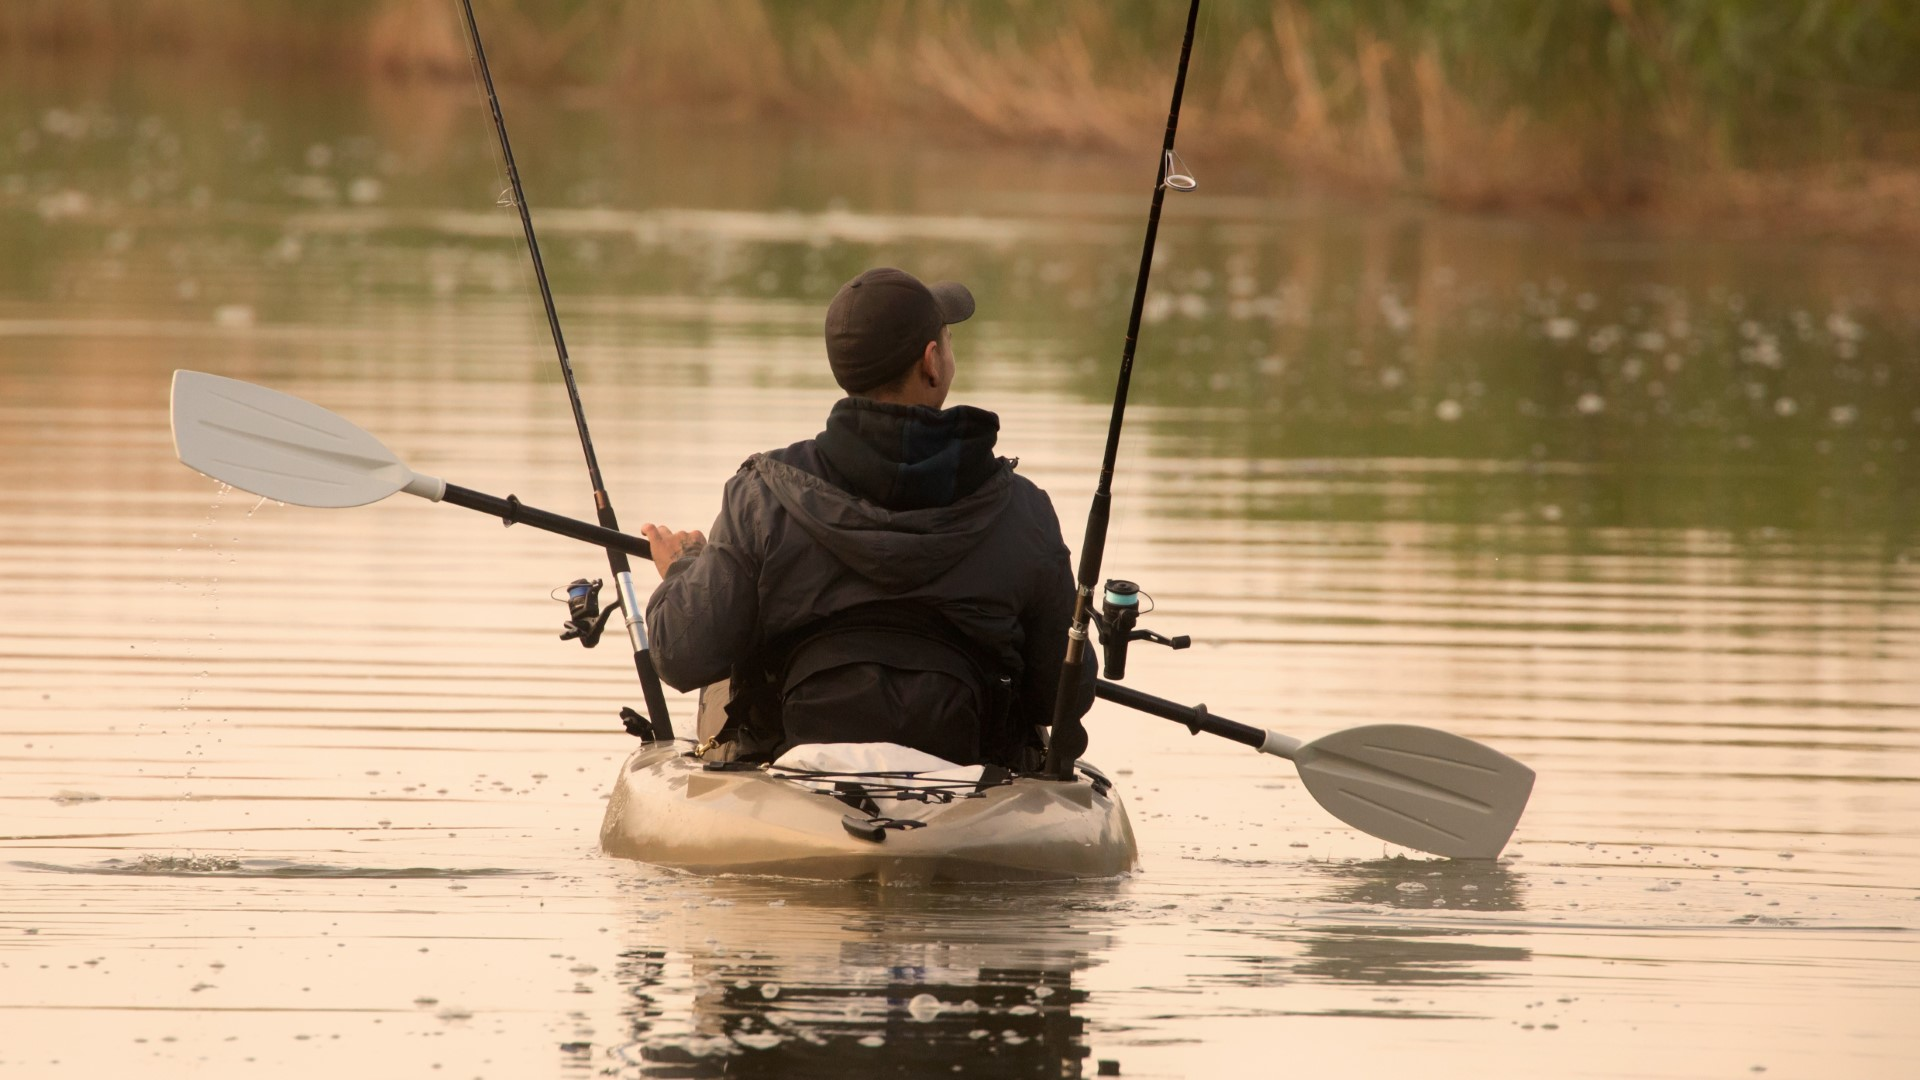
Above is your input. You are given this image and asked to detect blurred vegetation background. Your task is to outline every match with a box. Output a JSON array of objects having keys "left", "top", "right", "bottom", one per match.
[{"left": 6, "top": 0, "right": 1920, "bottom": 237}]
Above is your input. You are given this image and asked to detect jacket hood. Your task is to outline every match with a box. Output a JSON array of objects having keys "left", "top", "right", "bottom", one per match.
[
  {"left": 815, "top": 397, "right": 1002, "bottom": 511},
  {"left": 749, "top": 453, "right": 1015, "bottom": 593}
]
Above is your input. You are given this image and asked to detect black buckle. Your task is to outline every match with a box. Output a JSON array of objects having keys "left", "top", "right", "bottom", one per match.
[{"left": 840, "top": 815, "right": 928, "bottom": 843}]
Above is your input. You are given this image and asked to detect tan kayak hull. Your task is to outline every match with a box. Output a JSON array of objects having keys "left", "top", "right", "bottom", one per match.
[{"left": 599, "top": 742, "right": 1139, "bottom": 885}]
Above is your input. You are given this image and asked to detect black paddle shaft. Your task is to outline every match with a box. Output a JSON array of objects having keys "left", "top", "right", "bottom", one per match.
[
  {"left": 1046, "top": 0, "right": 1203, "bottom": 777},
  {"left": 458, "top": 0, "right": 671, "bottom": 736},
  {"left": 1093, "top": 679, "right": 1268, "bottom": 752},
  {"left": 442, "top": 484, "right": 650, "bottom": 559}
]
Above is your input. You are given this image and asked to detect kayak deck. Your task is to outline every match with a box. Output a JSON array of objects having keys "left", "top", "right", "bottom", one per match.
[{"left": 599, "top": 741, "right": 1138, "bottom": 885}]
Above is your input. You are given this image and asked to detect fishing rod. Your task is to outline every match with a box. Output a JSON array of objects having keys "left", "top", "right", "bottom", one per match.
[
  {"left": 1045, "top": 0, "right": 1202, "bottom": 778},
  {"left": 457, "top": 0, "right": 673, "bottom": 740}
]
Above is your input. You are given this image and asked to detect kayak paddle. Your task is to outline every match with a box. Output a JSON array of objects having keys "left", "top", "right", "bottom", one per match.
[
  {"left": 1096, "top": 679, "right": 1533, "bottom": 859},
  {"left": 172, "top": 370, "right": 1535, "bottom": 858},
  {"left": 169, "top": 369, "right": 650, "bottom": 559}
]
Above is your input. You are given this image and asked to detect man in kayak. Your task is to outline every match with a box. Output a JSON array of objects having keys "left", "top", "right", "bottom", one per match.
[{"left": 639, "top": 267, "right": 1086, "bottom": 768}]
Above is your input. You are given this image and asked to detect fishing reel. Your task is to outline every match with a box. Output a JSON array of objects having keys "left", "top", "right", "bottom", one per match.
[
  {"left": 555, "top": 577, "right": 621, "bottom": 649},
  {"left": 1094, "top": 579, "right": 1189, "bottom": 681}
]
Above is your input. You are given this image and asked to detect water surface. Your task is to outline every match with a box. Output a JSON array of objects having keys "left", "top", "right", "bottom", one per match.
[{"left": 3, "top": 71, "right": 1917, "bottom": 1079}]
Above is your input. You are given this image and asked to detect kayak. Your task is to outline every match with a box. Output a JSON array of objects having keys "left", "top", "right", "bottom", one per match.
[{"left": 599, "top": 740, "right": 1138, "bottom": 884}]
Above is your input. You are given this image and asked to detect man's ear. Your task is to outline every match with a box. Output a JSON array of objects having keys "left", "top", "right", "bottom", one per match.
[{"left": 921, "top": 340, "right": 942, "bottom": 385}]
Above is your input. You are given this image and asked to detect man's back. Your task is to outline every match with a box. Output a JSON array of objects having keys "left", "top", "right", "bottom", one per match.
[{"left": 646, "top": 397, "right": 1074, "bottom": 766}]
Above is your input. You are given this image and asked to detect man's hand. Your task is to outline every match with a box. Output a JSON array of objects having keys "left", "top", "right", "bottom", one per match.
[{"left": 641, "top": 524, "right": 706, "bottom": 580}]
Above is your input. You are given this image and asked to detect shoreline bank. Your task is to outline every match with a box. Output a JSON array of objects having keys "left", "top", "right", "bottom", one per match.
[{"left": 7, "top": 1, "right": 1920, "bottom": 247}]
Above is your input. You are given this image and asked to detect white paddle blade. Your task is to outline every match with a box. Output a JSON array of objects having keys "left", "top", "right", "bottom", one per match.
[
  {"left": 171, "top": 370, "right": 422, "bottom": 508},
  {"left": 1293, "top": 724, "right": 1534, "bottom": 859}
]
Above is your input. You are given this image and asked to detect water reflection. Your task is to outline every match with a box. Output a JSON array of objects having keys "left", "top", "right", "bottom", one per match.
[
  {"left": 6, "top": 77, "right": 1917, "bottom": 557},
  {"left": 601, "top": 878, "right": 1113, "bottom": 1078},
  {"left": 1291, "top": 927, "right": 1530, "bottom": 990},
  {"left": 1314, "top": 855, "right": 1528, "bottom": 912},
  {"left": 1211, "top": 923, "right": 1530, "bottom": 1013},
  {"left": 1204, "top": 859, "right": 1531, "bottom": 1014}
]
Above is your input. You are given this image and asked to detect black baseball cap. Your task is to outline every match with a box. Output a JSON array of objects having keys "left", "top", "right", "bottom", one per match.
[{"left": 824, "top": 267, "right": 975, "bottom": 393}]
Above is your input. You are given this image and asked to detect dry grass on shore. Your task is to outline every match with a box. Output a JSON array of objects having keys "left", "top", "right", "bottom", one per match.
[{"left": 9, "top": 0, "right": 1920, "bottom": 242}]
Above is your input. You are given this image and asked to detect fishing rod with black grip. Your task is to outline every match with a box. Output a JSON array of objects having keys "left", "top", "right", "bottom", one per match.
[
  {"left": 457, "top": 0, "right": 673, "bottom": 738},
  {"left": 1045, "top": 0, "right": 1202, "bottom": 779}
]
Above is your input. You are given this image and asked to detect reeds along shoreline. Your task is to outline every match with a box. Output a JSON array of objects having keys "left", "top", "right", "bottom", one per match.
[{"left": 8, "top": 0, "right": 1920, "bottom": 239}]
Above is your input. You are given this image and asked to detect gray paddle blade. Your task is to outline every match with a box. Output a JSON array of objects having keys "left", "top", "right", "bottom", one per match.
[
  {"left": 1293, "top": 724, "right": 1534, "bottom": 859},
  {"left": 170, "top": 370, "right": 418, "bottom": 508}
]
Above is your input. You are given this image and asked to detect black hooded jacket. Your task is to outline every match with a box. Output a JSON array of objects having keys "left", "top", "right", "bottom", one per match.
[{"left": 645, "top": 397, "right": 1078, "bottom": 766}]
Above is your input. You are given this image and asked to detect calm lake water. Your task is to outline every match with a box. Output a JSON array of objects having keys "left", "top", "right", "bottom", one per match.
[{"left": 3, "top": 68, "right": 1918, "bottom": 1079}]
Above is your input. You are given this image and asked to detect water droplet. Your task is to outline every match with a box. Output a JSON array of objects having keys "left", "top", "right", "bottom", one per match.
[{"left": 734, "top": 1031, "right": 783, "bottom": 1050}]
